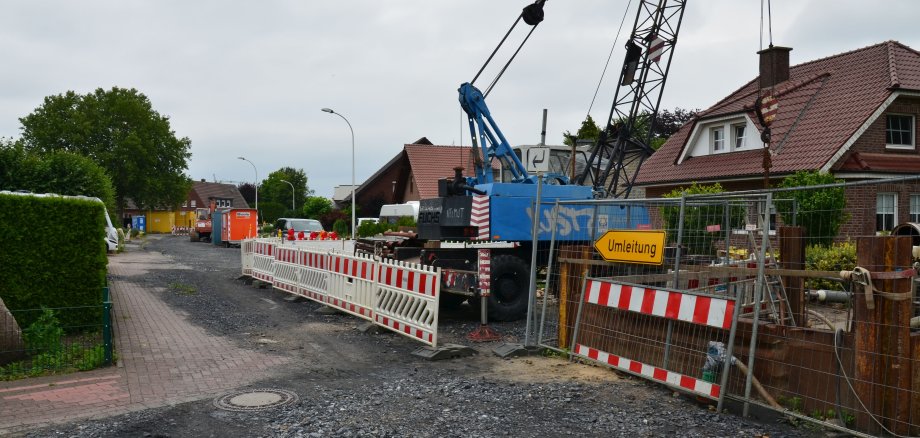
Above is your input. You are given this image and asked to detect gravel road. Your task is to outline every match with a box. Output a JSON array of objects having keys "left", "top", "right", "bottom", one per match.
[{"left": 26, "top": 235, "right": 822, "bottom": 437}]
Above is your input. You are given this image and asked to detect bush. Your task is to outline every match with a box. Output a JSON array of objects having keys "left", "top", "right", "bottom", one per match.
[
  {"left": 333, "top": 219, "right": 349, "bottom": 237},
  {"left": 23, "top": 308, "right": 63, "bottom": 354},
  {"left": 0, "top": 194, "right": 107, "bottom": 328},
  {"left": 662, "top": 183, "right": 744, "bottom": 255},
  {"left": 805, "top": 241, "right": 856, "bottom": 290},
  {"left": 775, "top": 171, "right": 848, "bottom": 246}
]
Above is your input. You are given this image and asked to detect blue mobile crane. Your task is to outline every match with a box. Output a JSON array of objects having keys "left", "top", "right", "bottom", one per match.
[{"left": 390, "top": 0, "right": 686, "bottom": 321}]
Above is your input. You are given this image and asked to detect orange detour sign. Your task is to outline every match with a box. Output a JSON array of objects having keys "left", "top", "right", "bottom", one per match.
[{"left": 594, "top": 230, "right": 666, "bottom": 265}]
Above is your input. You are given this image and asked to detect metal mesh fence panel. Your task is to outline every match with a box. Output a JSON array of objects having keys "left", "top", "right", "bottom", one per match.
[{"left": 534, "top": 176, "right": 920, "bottom": 436}]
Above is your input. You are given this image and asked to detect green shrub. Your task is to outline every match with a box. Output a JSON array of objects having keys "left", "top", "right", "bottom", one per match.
[
  {"left": 23, "top": 308, "right": 64, "bottom": 353},
  {"left": 333, "top": 219, "right": 349, "bottom": 237},
  {"left": 805, "top": 241, "right": 856, "bottom": 290},
  {"left": 775, "top": 171, "right": 848, "bottom": 246},
  {"left": 0, "top": 194, "right": 107, "bottom": 328},
  {"left": 662, "top": 183, "right": 744, "bottom": 255}
]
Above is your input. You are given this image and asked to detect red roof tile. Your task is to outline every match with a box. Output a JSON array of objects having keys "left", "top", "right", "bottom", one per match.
[
  {"left": 637, "top": 41, "right": 920, "bottom": 186},
  {"left": 404, "top": 144, "right": 480, "bottom": 199},
  {"left": 836, "top": 152, "right": 920, "bottom": 173}
]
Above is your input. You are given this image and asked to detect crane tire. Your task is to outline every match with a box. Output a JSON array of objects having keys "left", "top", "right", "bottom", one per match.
[{"left": 483, "top": 254, "right": 530, "bottom": 322}]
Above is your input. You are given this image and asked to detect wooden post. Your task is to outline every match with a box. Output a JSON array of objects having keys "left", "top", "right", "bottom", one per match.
[
  {"left": 853, "top": 236, "right": 913, "bottom": 434},
  {"left": 778, "top": 226, "right": 805, "bottom": 326}
]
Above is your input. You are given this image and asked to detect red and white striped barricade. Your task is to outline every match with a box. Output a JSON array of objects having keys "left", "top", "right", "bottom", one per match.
[
  {"left": 373, "top": 259, "right": 441, "bottom": 347},
  {"left": 296, "top": 249, "right": 332, "bottom": 303},
  {"left": 240, "top": 239, "right": 255, "bottom": 276},
  {"left": 271, "top": 245, "right": 301, "bottom": 296},
  {"left": 251, "top": 238, "right": 277, "bottom": 284},
  {"left": 325, "top": 253, "right": 377, "bottom": 321},
  {"left": 573, "top": 278, "right": 736, "bottom": 400}
]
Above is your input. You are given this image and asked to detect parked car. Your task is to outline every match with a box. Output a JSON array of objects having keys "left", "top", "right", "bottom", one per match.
[{"left": 275, "top": 218, "right": 325, "bottom": 234}]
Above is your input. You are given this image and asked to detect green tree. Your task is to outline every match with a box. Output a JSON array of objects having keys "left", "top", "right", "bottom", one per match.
[
  {"left": 302, "top": 196, "right": 333, "bottom": 220},
  {"left": 0, "top": 141, "right": 115, "bottom": 213},
  {"left": 19, "top": 87, "right": 192, "bottom": 215},
  {"left": 775, "top": 170, "right": 848, "bottom": 246},
  {"left": 563, "top": 115, "right": 602, "bottom": 146},
  {"left": 258, "top": 201, "right": 287, "bottom": 224},
  {"left": 662, "top": 183, "right": 744, "bottom": 255},
  {"left": 261, "top": 167, "right": 312, "bottom": 213}
]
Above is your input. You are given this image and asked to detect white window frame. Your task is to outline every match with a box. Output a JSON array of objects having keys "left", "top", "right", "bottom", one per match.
[
  {"left": 885, "top": 113, "right": 915, "bottom": 150},
  {"left": 876, "top": 192, "right": 897, "bottom": 233},
  {"left": 910, "top": 194, "right": 920, "bottom": 223},
  {"left": 191, "top": 200, "right": 197, "bottom": 208},
  {"left": 733, "top": 124, "right": 747, "bottom": 150},
  {"left": 711, "top": 126, "right": 725, "bottom": 153}
]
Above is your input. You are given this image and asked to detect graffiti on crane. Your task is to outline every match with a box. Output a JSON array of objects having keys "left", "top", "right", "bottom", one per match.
[{"left": 525, "top": 205, "right": 594, "bottom": 237}]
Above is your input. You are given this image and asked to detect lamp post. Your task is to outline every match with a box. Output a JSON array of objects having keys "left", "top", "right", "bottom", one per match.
[
  {"left": 280, "top": 179, "right": 295, "bottom": 212},
  {"left": 237, "top": 156, "right": 258, "bottom": 224},
  {"left": 321, "top": 108, "right": 355, "bottom": 238}
]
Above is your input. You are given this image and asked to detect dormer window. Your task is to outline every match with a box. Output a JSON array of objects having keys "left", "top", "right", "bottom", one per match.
[
  {"left": 711, "top": 127, "right": 725, "bottom": 153},
  {"left": 733, "top": 124, "right": 747, "bottom": 149},
  {"left": 680, "top": 115, "right": 758, "bottom": 162},
  {"left": 886, "top": 114, "right": 914, "bottom": 149}
]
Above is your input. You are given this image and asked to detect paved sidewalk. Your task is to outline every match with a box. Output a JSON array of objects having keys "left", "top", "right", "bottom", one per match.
[{"left": 0, "top": 246, "right": 289, "bottom": 434}]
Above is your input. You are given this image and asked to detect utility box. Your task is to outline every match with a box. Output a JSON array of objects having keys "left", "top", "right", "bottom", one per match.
[
  {"left": 131, "top": 215, "right": 146, "bottom": 233},
  {"left": 221, "top": 208, "right": 258, "bottom": 246}
]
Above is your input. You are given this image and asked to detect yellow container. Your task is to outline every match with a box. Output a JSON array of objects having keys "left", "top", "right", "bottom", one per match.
[{"left": 146, "top": 211, "right": 176, "bottom": 233}]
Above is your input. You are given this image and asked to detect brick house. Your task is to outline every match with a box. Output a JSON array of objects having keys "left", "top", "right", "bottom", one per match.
[
  {"left": 635, "top": 41, "right": 920, "bottom": 237},
  {"left": 353, "top": 138, "right": 484, "bottom": 217}
]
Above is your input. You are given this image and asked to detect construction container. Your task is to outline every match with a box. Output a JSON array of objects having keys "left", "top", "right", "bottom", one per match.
[
  {"left": 211, "top": 210, "right": 225, "bottom": 246},
  {"left": 146, "top": 211, "right": 176, "bottom": 233},
  {"left": 221, "top": 208, "right": 258, "bottom": 246}
]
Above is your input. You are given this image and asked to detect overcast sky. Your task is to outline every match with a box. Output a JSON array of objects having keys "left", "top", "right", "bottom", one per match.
[{"left": 2, "top": 1, "right": 918, "bottom": 198}]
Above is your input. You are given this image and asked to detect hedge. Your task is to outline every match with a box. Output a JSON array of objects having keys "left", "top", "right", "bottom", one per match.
[{"left": 0, "top": 194, "right": 107, "bottom": 328}]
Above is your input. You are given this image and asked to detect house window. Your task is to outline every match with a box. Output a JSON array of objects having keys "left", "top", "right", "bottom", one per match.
[
  {"left": 191, "top": 200, "right": 197, "bottom": 208},
  {"left": 911, "top": 194, "right": 920, "bottom": 223},
  {"left": 182, "top": 201, "right": 188, "bottom": 208},
  {"left": 886, "top": 114, "right": 914, "bottom": 149},
  {"left": 733, "top": 124, "right": 746, "bottom": 150},
  {"left": 711, "top": 127, "right": 725, "bottom": 152},
  {"left": 876, "top": 193, "right": 897, "bottom": 232}
]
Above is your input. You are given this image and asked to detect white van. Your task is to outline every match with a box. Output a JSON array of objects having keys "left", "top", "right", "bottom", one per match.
[
  {"left": 0, "top": 191, "right": 118, "bottom": 252},
  {"left": 378, "top": 201, "right": 419, "bottom": 224}
]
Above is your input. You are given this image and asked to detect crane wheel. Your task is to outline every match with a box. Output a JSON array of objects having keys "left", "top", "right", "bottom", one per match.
[{"left": 477, "top": 254, "right": 530, "bottom": 322}]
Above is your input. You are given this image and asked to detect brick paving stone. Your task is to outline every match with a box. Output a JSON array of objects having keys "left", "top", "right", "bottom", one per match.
[{"left": 0, "top": 249, "right": 290, "bottom": 435}]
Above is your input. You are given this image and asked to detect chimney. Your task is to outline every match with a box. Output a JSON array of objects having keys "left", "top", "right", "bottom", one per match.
[
  {"left": 200, "top": 178, "right": 206, "bottom": 182},
  {"left": 757, "top": 45, "right": 792, "bottom": 89}
]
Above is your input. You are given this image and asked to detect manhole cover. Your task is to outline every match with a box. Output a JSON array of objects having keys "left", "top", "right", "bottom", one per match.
[{"left": 214, "top": 388, "right": 298, "bottom": 412}]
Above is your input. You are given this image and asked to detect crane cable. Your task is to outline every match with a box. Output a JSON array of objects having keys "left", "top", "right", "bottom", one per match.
[{"left": 586, "top": 0, "right": 634, "bottom": 118}]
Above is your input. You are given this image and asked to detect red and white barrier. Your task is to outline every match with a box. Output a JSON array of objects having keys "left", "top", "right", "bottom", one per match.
[
  {"left": 241, "top": 239, "right": 255, "bottom": 276},
  {"left": 584, "top": 279, "right": 734, "bottom": 329},
  {"left": 251, "top": 238, "right": 277, "bottom": 284},
  {"left": 574, "top": 344, "right": 721, "bottom": 399},
  {"left": 576, "top": 277, "right": 737, "bottom": 401},
  {"left": 325, "top": 253, "right": 377, "bottom": 320},
  {"left": 374, "top": 259, "right": 440, "bottom": 346},
  {"left": 241, "top": 238, "right": 442, "bottom": 347}
]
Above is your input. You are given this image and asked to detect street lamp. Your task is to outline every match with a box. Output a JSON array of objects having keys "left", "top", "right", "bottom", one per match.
[
  {"left": 237, "top": 156, "right": 258, "bottom": 224},
  {"left": 321, "top": 107, "right": 355, "bottom": 238},
  {"left": 280, "top": 179, "right": 295, "bottom": 212}
]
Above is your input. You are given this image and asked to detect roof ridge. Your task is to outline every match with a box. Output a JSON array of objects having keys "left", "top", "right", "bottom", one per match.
[
  {"left": 887, "top": 41, "right": 901, "bottom": 88},
  {"left": 788, "top": 41, "right": 891, "bottom": 72}
]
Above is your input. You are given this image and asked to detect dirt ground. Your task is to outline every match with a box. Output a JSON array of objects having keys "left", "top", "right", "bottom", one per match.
[{"left": 22, "top": 235, "right": 818, "bottom": 437}]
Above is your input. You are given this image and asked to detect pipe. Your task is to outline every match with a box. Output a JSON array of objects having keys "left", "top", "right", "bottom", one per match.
[
  {"left": 733, "top": 357, "right": 782, "bottom": 410},
  {"left": 807, "top": 289, "right": 851, "bottom": 304},
  {"left": 807, "top": 309, "right": 837, "bottom": 330}
]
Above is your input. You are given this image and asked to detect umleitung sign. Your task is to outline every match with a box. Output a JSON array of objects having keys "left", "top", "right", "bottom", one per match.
[{"left": 594, "top": 230, "right": 666, "bottom": 265}]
